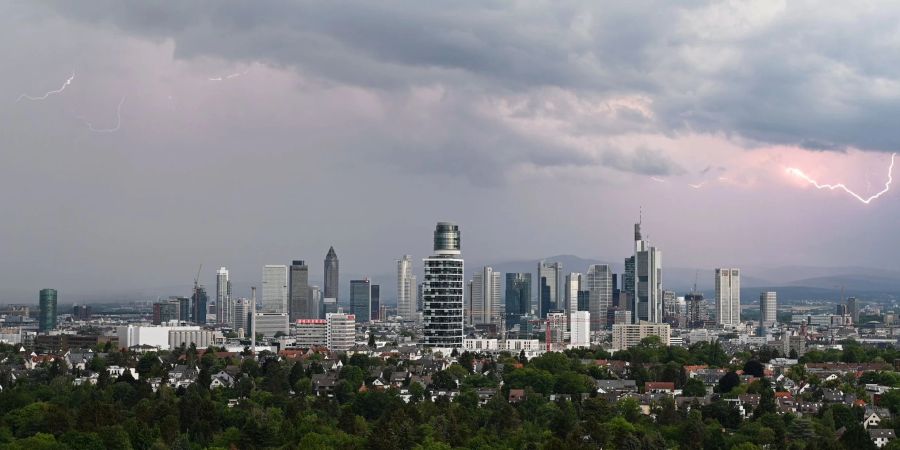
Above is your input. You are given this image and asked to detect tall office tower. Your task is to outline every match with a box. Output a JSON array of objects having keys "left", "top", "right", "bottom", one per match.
[
  {"left": 505, "top": 273, "right": 532, "bottom": 328},
  {"left": 686, "top": 292, "right": 706, "bottom": 328},
  {"left": 662, "top": 290, "right": 678, "bottom": 326},
  {"left": 545, "top": 311, "right": 567, "bottom": 351},
  {"left": 847, "top": 297, "right": 859, "bottom": 324},
  {"left": 623, "top": 257, "right": 635, "bottom": 301},
  {"left": 471, "top": 266, "right": 502, "bottom": 328},
  {"left": 371, "top": 285, "right": 380, "bottom": 320},
  {"left": 577, "top": 290, "right": 590, "bottom": 312},
  {"left": 585, "top": 264, "right": 613, "bottom": 331},
  {"left": 417, "top": 283, "right": 424, "bottom": 312},
  {"left": 715, "top": 268, "right": 741, "bottom": 327},
  {"left": 570, "top": 311, "right": 591, "bottom": 348},
  {"left": 760, "top": 291, "right": 777, "bottom": 331},
  {"left": 233, "top": 298, "right": 251, "bottom": 335},
  {"left": 289, "top": 260, "right": 310, "bottom": 321},
  {"left": 38, "top": 288, "right": 58, "bottom": 332},
  {"left": 465, "top": 280, "right": 474, "bottom": 325},
  {"left": 152, "top": 301, "right": 178, "bottom": 325},
  {"left": 350, "top": 279, "right": 372, "bottom": 323},
  {"left": 176, "top": 297, "right": 191, "bottom": 322},
  {"left": 565, "top": 273, "right": 582, "bottom": 318},
  {"left": 308, "top": 286, "right": 322, "bottom": 319},
  {"left": 538, "top": 261, "right": 563, "bottom": 318},
  {"left": 397, "top": 255, "right": 416, "bottom": 321},
  {"left": 423, "top": 222, "right": 465, "bottom": 348},
  {"left": 326, "top": 310, "right": 356, "bottom": 352},
  {"left": 216, "top": 267, "right": 231, "bottom": 325},
  {"left": 324, "top": 247, "right": 339, "bottom": 302},
  {"left": 611, "top": 272, "right": 621, "bottom": 307},
  {"left": 192, "top": 285, "right": 209, "bottom": 324},
  {"left": 633, "top": 222, "right": 662, "bottom": 323},
  {"left": 262, "top": 265, "right": 289, "bottom": 313},
  {"left": 249, "top": 287, "right": 257, "bottom": 344}
]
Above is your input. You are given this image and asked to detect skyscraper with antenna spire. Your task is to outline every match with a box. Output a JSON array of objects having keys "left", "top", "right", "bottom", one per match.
[{"left": 632, "top": 218, "right": 662, "bottom": 323}]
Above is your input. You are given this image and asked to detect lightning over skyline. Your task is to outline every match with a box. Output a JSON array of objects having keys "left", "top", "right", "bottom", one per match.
[
  {"left": 16, "top": 73, "right": 75, "bottom": 102},
  {"left": 208, "top": 66, "right": 252, "bottom": 82},
  {"left": 786, "top": 152, "right": 897, "bottom": 205},
  {"left": 78, "top": 96, "right": 126, "bottom": 133}
]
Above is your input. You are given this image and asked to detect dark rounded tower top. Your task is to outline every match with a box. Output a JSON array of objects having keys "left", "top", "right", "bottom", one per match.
[{"left": 433, "top": 222, "right": 461, "bottom": 255}]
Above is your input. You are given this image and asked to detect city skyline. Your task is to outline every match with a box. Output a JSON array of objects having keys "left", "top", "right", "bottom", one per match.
[{"left": 6, "top": 3, "right": 900, "bottom": 300}]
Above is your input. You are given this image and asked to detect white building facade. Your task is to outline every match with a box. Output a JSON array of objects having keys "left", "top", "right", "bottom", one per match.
[
  {"left": 570, "top": 311, "right": 590, "bottom": 348},
  {"left": 262, "top": 265, "right": 289, "bottom": 313},
  {"left": 715, "top": 268, "right": 741, "bottom": 327}
]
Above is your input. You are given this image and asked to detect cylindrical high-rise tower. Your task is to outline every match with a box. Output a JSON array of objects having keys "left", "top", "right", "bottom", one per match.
[
  {"left": 39, "top": 288, "right": 58, "bottom": 332},
  {"left": 423, "top": 222, "right": 464, "bottom": 348}
]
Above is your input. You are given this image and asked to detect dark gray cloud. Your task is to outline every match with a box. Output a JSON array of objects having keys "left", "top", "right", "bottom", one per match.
[{"left": 37, "top": 0, "right": 900, "bottom": 155}]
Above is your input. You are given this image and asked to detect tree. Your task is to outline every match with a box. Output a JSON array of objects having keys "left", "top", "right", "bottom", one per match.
[
  {"left": 368, "top": 333, "right": 376, "bottom": 348},
  {"left": 718, "top": 371, "right": 740, "bottom": 394},
  {"left": 743, "top": 360, "right": 764, "bottom": 378},
  {"left": 683, "top": 378, "right": 707, "bottom": 397}
]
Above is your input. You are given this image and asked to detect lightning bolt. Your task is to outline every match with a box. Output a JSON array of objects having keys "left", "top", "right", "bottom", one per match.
[
  {"left": 78, "top": 96, "right": 126, "bottom": 133},
  {"left": 786, "top": 152, "right": 896, "bottom": 204},
  {"left": 208, "top": 67, "right": 251, "bottom": 81},
  {"left": 650, "top": 176, "right": 666, "bottom": 183},
  {"left": 688, "top": 182, "right": 707, "bottom": 189},
  {"left": 16, "top": 73, "right": 75, "bottom": 102}
]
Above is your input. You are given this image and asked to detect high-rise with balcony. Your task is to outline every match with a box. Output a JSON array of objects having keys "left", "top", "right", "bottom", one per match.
[
  {"left": 262, "top": 265, "right": 288, "bottom": 313},
  {"left": 715, "top": 268, "right": 741, "bottom": 327},
  {"left": 324, "top": 247, "right": 339, "bottom": 302},
  {"left": 397, "top": 255, "right": 416, "bottom": 321},
  {"left": 423, "top": 222, "right": 464, "bottom": 348}
]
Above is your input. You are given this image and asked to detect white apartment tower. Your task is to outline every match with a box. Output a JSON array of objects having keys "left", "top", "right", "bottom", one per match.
[
  {"left": 715, "top": 268, "right": 741, "bottom": 327},
  {"left": 397, "top": 255, "right": 416, "bottom": 321},
  {"left": 570, "top": 311, "right": 590, "bottom": 348},
  {"left": 261, "top": 265, "right": 289, "bottom": 313},
  {"left": 423, "top": 222, "right": 465, "bottom": 348},
  {"left": 216, "top": 267, "right": 231, "bottom": 325},
  {"left": 326, "top": 310, "right": 357, "bottom": 352},
  {"left": 586, "top": 264, "right": 613, "bottom": 331}
]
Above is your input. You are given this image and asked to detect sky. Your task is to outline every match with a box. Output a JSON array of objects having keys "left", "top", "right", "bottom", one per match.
[{"left": 3, "top": 0, "right": 900, "bottom": 301}]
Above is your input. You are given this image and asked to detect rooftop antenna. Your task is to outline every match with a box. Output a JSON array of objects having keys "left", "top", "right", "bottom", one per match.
[{"left": 693, "top": 270, "right": 699, "bottom": 294}]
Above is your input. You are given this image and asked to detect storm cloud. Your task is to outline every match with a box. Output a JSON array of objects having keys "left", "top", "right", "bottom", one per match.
[{"left": 2, "top": 0, "right": 900, "bottom": 301}]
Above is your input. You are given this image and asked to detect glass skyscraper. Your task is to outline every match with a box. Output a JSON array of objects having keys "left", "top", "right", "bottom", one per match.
[
  {"left": 38, "top": 288, "right": 57, "bottom": 332},
  {"left": 324, "top": 247, "right": 339, "bottom": 302},
  {"left": 350, "top": 279, "right": 372, "bottom": 323},
  {"left": 505, "top": 273, "right": 532, "bottom": 328},
  {"left": 289, "top": 260, "right": 310, "bottom": 321}
]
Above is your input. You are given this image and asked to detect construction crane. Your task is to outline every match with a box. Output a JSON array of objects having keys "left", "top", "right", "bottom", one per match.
[{"left": 194, "top": 264, "right": 203, "bottom": 289}]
